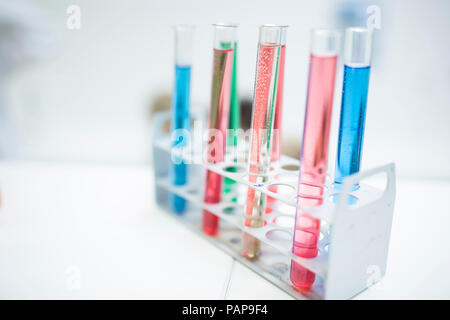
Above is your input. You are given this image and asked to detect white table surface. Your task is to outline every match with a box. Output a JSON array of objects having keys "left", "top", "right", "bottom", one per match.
[{"left": 0, "top": 161, "right": 449, "bottom": 299}]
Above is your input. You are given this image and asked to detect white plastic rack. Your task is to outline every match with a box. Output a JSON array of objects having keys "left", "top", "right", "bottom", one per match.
[{"left": 152, "top": 112, "right": 396, "bottom": 299}]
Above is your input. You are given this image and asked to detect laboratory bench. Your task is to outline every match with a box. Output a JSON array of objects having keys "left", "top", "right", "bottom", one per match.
[{"left": 0, "top": 160, "right": 449, "bottom": 299}]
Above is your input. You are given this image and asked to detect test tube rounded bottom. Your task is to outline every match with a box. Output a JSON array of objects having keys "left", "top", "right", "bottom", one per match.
[
  {"left": 171, "top": 161, "right": 187, "bottom": 214},
  {"left": 171, "top": 194, "right": 186, "bottom": 214},
  {"left": 290, "top": 206, "right": 321, "bottom": 289},
  {"left": 242, "top": 185, "right": 266, "bottom": 258},
  {"left": 290, "top": 261, "right": 316, "bottom": 289},
  {"left": 203, "top": 211, "right": 219, "bottom": 236},
  {"left": 203, "top": 170, "right": 223, "bottom": 236},
  {"left": 242, "top": 232, "right": 260, "bottom": 259}
]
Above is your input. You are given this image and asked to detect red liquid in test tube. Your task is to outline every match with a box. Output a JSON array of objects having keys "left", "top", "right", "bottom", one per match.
[
  {"left": 202, "top": 24, "right": 236, "bottom": 236},
  {"left": 291, "top": 29, "right": 339, "bottom": 289},
  {"left": 267, "top": 43, "right": 286, "bottom": 204},
  {"left": 242, "top": 25, "right": 286, "bottom": 258}
]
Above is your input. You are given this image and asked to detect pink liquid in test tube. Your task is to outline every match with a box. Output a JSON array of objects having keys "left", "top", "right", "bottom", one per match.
[
  {"left": 242, "top": 25, "right": 285, "bottom": 258},
  {"left": 291, "top": 29, "right": 339, "bottom": 289},
  {"left": 202, "top": 24, "right": 237, "bottom": 236},
  {"left": 267, "top": 43, "right": 286, "bottom": 204}
]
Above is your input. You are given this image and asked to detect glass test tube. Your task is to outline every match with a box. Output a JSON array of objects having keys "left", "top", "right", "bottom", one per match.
[
  {"left": 267, "top": 26, "right": 288, "bottom": 203},
  {"left": 223, "top": 39, "right": 240, "bottom": 197},
  {"left": 242, "top": 25, "right": 285, "bottom": 259},
  {"left": 290, "top": 29, "right": 340, "bottom": 289},
  {"left": 335, "top": 27, "right": 373, "bottom": 187},
  {"left": 170, "top": 25, "right": 195, "bottom": 214},
  {"left": 270, "top": 26, "right": 287, "bottom": 167},
  {"left": 202, "top": 24, "right": 237, "bottom": 236}
]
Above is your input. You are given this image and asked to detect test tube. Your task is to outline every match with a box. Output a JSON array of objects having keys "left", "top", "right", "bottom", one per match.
[
  {"left": 202, "top": 24, "right": 237, "bottom": 236},
  {"left": 290, "top": 29, "right": 340, "bottom": 289},
  {"left": 223, "top": 39, "right": 240, "bottom": 197},
  {"left": 170, "top": 25, "right": 195, "bottom": 214},
  {"left": 229, "top": 40, "right": 240, "bottom": 145},
  {"left": 270, "top": 26, "right": 287, "bottom": 168},
  {"left": 335, "top": 28, "right": 373, "bottom": 188},
  {"left": 267, "top": 26, "right": 288, "bottom": 203},
  {"left": 242, "top": 25, "right": 285, "bottom": 259}
]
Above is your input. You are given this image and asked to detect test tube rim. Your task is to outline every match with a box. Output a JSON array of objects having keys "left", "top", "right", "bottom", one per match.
[
  {"left": 345, "top": 26, "right": 372, "bottom": 35},
  {"left": 173, "top": 24, "right": 196, "bottom": 31},
  {"left": 344, "top": 27, "right": 373, "bottom": 67},
  {"left": 212, "top": 23, "right": 239, "bottom": 28},
  {"left": 310, "top": 28, "right": 340, "bottom": 36},
  {"left": 259, "top": 24, "right": 289, "bottom": 29},
  {"left": 309, "top": 28, "right": 341, "bottom": 57},
  {"left": 258, "top": 24, "right": 288, "bottom": 45}
]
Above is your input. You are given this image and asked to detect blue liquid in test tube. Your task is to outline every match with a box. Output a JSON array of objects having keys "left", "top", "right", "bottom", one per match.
[
  {"left": 335, "top": 27, "right": 373, "bottom": 188},
  {"left": 170, "top": 26, "right": 195, "bottom": 213},
  {"left": 171, "top": 65, "right": 191, "bottom": 213},
  {"left": 335, "top": 65, "right": 370, "bottom": 184}
]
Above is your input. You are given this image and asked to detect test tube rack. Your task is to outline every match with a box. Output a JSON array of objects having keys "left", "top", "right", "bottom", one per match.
[{"left": 152, "top": 112, "right": 396, "bottom": 300}]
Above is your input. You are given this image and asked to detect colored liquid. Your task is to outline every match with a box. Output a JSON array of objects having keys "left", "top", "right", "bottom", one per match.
[
  {"left": 335, "top": 65, "right": 371, "bottom": 186},
  {"left": 203, "top": 48, "right": 234, "bottom": 236},
  {"left": 170, "top": 65, "right": 191, "bottom": 213},
  {"left": 268, "top": 44, "right": 286, "bottom": 202},
  {"left": 224, "top": 42, "right": 240, "bottom": 195},
  {"left": 271, "top": 44, "right": 286, "bottom": 165},
  {"left": 229, "top": 42, "right": 240, "bottom": 137},
  {"left": 242, "top": 43, "right": 281, "bottom": 258},
  {"left": 291, "top": 54, "right": 337, "bottom": 289}
]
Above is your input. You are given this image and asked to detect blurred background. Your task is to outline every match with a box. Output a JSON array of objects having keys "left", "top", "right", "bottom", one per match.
[{"left": 1, "top": 0, "right": 449, "bottom": 180}]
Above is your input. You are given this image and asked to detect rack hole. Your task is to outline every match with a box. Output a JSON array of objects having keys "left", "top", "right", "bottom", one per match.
[
  {"left": 162, "top": 119, "right": 171, "bottom": 134},
  {"left": 222, "top": 207, "right": 237, "bottom": 215},
  {"left": 187, "top": 187, "right": 198, "bottom": 194},
  {"left": 266, "top": 229, "right": 292, "bottom": 243},
  {"left": 329, "top": 193, "right": 358, "bottom": 205},
  {"left": 359, "top": 170, "right": 389, "bottom": 192},
  {"left": 268, "top": 183, "right": 295, "bottom": 194},
  {"left": 281, "top": 164, "right": 299, "bottom": 171},
  {"left": 229, "top": 237, "right": 240, "bottom": 244},
  {"left": 223, "top": 165, "right": 245, "bottom": 174},
  {"left": 274, "top": 202, "right": 296, "bottom": 216},
  {"left": 320, "top": 221, "right": 330, "bottom": 235},
  {"left": 273, "top": 215, "right": 295, "bottom": 228}
]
